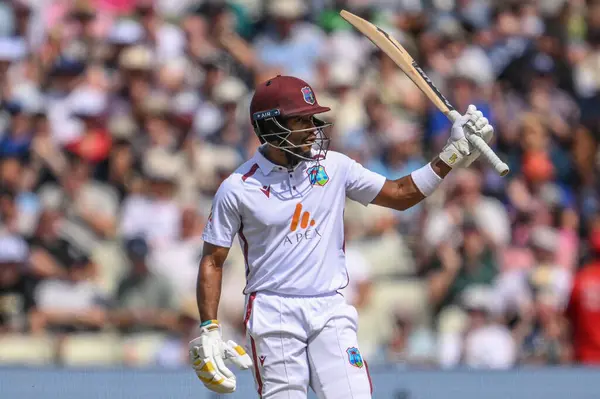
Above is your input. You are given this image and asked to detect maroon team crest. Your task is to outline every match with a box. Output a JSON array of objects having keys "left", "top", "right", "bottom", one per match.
[{"left": 301, "top": 86, "right": 316, "bottom": 105}]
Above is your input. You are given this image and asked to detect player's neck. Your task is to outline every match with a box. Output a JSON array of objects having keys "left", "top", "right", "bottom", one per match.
[{"left": 262, "top": 146, "right": 299, "bottom": 170}]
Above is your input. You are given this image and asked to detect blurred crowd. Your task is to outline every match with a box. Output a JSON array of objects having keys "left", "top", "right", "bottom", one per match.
[{"left": 1, "top": 0, "right": 600, "bottom": 370}]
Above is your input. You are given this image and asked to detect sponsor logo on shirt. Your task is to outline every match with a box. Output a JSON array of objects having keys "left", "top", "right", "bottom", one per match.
[
  {"left": 290, "top": 203, "right": 315, "bottom": 231},
  {"left": 282, "top": 203, "right": 321, "bottom": 247}
]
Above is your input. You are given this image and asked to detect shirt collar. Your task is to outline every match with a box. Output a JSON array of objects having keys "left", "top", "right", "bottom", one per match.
[
  {"left": 254, "top": 146, "right": 279, "bottom": 175},
  {"left": 254, "top": 145, "right": 311, "bottom": 175}
]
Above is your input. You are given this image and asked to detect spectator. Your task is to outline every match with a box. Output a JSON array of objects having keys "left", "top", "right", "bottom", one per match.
[
  {"left": 495, "top": 226, "right": 571, "bottom": 319},
  {"left": 0, "top": 189, "right": 20, "bottom": 235},
  {"left": 155, "top": 297, "right": 201, "bottom": 369},
  {"left": 119, "top": 149, "right": 182, "bottom": 248},
  {"left": 38, "top": 156, "right": 119, "bottom": 252},
  {"left": 209, "top": 76, "right": 250, "bottom": 154},
  {"left": 104, "top": 120, "right": 137, "bottom": 201},
  {"left": 133, "top": 1, "right": 185, "bottom": 61},
  {"left": 324, "top": 61, "right": 367, "bottom": 142},
  {"left": 63, "top": 87, "right": 112, "bottom": 164},
  {"left": 110, "top": 237, "right": 178, "bottom": 334},
  {"left": 424, "top": 169, "right": 510, "bottom": 250},
  {"left": 460, "top": 286, "right": 517, "bottom": 369},
  {"left": 45, "top": 57, "right": 88, "bottom": 146},
  {"left": 518, "top": 291, "right": 571, "bottom": 366},
  {"left": 565, "top": 226, "right": 600, "bottom": 365},
  {"left": 0, "top": 156, "right": 39, "bottom": 236},
  {"left": 427, "top": 219, "right": 499, "bottom": 316},
  {"left": 0, "top": 101, "right": 34, "bottom": 158},
  {"left": 338, "top": 246, "right": 372, "bottom": 310},
  {"left": 254, "top": 0, "right": 326, "bottom": 82},
  {"left": 149, "top": 208, "right": 204, "bottom": 304},
  {"left": 27, "top": 209, "right": 88, "bottom": 281},
  {"left": 374, "top": 308, "right": 437, "bottom": 367},
  {"left": 29, "top": 242, "right": 107, "bottom": 334},
  {"left": 0, "top": 234, "right": 33, "bottom": 332}
]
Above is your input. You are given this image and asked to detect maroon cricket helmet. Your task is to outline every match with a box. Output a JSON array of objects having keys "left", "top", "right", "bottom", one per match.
[
  {"left": 249, "top": 75, "right": 332, "bottom": 163},
  {"left": 250, "top": 75, "right": 330, "bottom": 122}
]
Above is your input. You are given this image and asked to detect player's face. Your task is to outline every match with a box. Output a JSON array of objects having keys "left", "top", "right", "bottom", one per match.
[{"left": 285, "top": 115, "right": 317, "bottom": 157}]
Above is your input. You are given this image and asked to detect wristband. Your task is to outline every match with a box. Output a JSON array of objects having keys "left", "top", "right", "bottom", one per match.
[
  {"left": 411, "top": 163, "right": 443, "bottom": 197},
  {"left": 200, "top": 319, "right": 219, "bottom": 327}
]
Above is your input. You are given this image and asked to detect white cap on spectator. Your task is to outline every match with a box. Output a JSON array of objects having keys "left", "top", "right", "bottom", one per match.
[
  {"left": 0, "top": 37, "right": 27, "bottom": 62},
  {"left": 12, "top": 83, "right": 46, "bottom": 114},
  {"left": 538, "top": 183, "right": 562, "bottom": 207},
  {"left": 108, "top": 19, "right": 144, "bottom": 45},
  {"left": 143, "top": 148, "right": 183, "bottom": 181},
  {"left": 325, "top": 31, "right": 369, "bottom": 68},
  {"left": 158, "top": 57, "right": 188, "bottom": 89},
  {"left": 172, "top": 91, "right": 200, "bottom": 116},
  {"left": 461, "top": 285, "right": 495, "bottom": 313},
  {"left": 160, "top": 57, "right": 187, "bottom": 76},
  {"left": 434, "top": 15, "right": 466, "bottom": 39},
  {"left": 530, "top": 226, "right": 559, "bottom": 252},
  {"left": 385, "top": 119, "right": 419, "bottom": 144},
  {"left": 108, "top": 114, "right": 138, "bottom": 140},
  {"left": 268, "top": 0, "right": 306, "bottom": 19},
  {"left": 328, "top": 62, "right": 359, "bottom": 89},
  {"left": 0, "top": 235, "right": 28, "bottom": 264},
  {"left": 397, "top": 0, "right": 424, "bottom": 13},
  {"left": 451, "top": 48, "right": 494, "bottom": 86},
  {"left": 212, "top": 77, "right": 247, "bottom": 105},
  {"left": 119, "top": 45, "right": 154, "bottom": 70},
  {"left": 69, "top": 88, "right": 107, "bottom": 117},
  {"left": 539, "top": 0, "right": 567, "bottom": 16}
]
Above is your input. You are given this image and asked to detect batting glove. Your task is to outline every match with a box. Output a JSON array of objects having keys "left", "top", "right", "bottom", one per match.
[
  {"left": 189, "top": 320, "right": 253, "bottom": 394},
  {"left": 440, "top": 105, "right": 494, "bottom": 168}
]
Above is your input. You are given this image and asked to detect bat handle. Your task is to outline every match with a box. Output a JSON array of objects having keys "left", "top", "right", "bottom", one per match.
[
  {"left": 447, "top": 112, "right": 509, "bottom": 177},
  {"left": 468, "top": 134, "right": 510, "bottom": 176}
]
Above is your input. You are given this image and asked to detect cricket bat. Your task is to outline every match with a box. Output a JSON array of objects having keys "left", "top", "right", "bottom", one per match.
[{"left": 340, "top": 10, "right": 509, "bottom": 176}]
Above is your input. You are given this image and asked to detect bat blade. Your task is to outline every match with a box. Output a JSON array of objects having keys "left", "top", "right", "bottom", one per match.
[
  {"left": 340, "top": 10, "right": 454, "bottom": 116},
  {"left": 340, "top": 10, "right": 509, "bottom": 177}
]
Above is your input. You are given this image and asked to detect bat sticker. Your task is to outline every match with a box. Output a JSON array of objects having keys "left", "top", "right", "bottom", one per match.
[
  {"left": 410, "top": 60, "right": 455, "bottom": 111},
  {"left": 376, "top": 27, "right": 404, "bottom": 54}
]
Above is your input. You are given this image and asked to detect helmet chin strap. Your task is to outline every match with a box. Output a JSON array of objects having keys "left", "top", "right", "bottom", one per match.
[
  {"left": 283, "top": 147, "right": 306, "bottom": 169},
  {"left": 257, "top": 116, "right": 330, "bottom": 169}
]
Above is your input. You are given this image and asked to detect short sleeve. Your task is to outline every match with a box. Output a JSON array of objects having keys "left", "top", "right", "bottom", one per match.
[
  {"left": 344, "top": 156, "right": 387, "bottom": 206},
  {"left": 202, "top": 179, "right": 241, "bottom": 248}
]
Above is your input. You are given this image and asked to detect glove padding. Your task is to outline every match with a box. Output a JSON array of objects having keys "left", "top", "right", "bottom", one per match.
[
  {"left": 189, "top": 320, "right": 253, "bottom": 394},
  {"left": 440, "top": 105, "right": 494, "bottom": 168}
]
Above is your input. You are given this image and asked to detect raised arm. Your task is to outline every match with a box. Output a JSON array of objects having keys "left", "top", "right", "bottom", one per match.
[
  {"left": 372, "top": 105, "right": 494, "bottom": 211},
  {"left": 372, "top": 156, "right": 451, "bottom": 211},
  {"left": 197, "top": 242, "right": 230, "bottom": 322}
]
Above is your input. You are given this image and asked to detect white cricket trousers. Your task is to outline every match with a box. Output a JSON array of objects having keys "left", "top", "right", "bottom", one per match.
[{"left": 244, "top": 291, "right": 373, "bottom": 399}]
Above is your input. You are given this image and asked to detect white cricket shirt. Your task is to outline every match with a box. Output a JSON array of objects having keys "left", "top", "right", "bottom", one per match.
[{"left": 202, "top": 147, "right": 386, "bottom": 296}]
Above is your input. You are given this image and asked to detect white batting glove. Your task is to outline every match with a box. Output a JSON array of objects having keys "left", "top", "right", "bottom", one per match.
[
  {"left": 189, "top": 320, "right": 253, "bottom": 394},
  {"left": 440, "top": 105, "right": 494, "bottom": 168}
]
